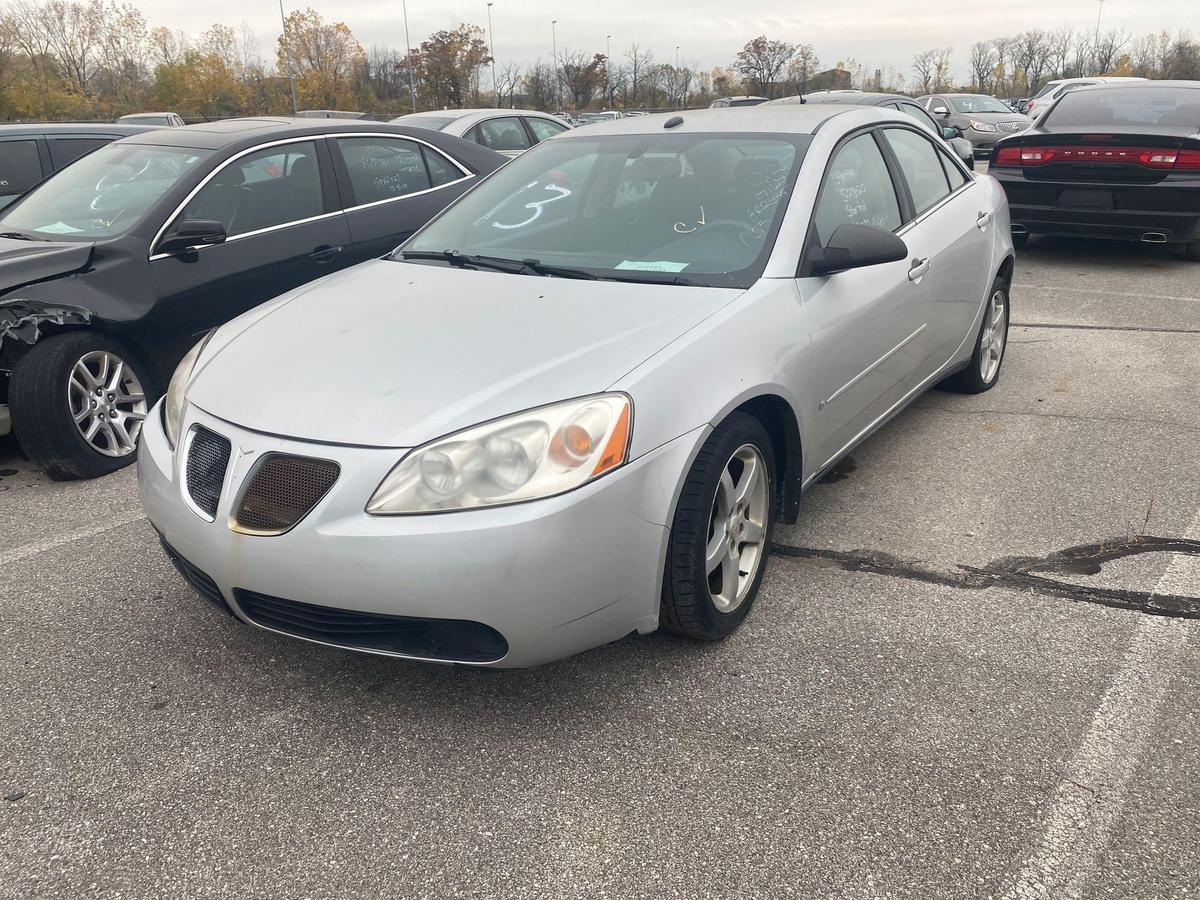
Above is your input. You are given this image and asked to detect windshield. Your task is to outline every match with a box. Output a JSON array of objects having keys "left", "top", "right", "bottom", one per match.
[
  {"left": 122, "top": 115, "right": 170, "bottom": 125},
  {"left": 951, "top": 96, "right": 1012, "bottom": 114},
  {"left": 398, "top": 132, "right": 807, "bottom": 288},
  {"left": 1032, "top": 82, "right": 1062, "bottom": 100},
  {"left": 1044, "top": 87, "right": 1200, "bottom": 127},
  {"left": 393, "top": 115, "right": 457, "bottom": 131},
  {"left": 0, "top": 142, "right": 209, "bottom": 239}
]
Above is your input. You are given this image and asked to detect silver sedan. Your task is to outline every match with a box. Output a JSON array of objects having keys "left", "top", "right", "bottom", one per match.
[
  {"left": 139, "top": 106, "right": 1014, "bottom": 667},
  {"left": 390, "top": 109, "right": 571, "bottom": 157}
]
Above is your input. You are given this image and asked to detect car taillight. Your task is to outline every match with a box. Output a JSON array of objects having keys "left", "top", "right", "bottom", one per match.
[{"left": 993, "top": 145, "right": 1199, "bottom": 169}]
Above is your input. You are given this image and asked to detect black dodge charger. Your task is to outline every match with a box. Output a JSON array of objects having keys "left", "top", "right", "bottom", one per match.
[
  {"left": 0, "top": 117, "right": 504, "bottom": 479},
  {"left": 988, "top": 80, "right": 1200, "bottom": 259}
]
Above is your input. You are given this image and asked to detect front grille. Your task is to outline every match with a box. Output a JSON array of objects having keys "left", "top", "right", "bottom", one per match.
[
  {"left": 1000, "top": 122, "right": 1025, "bottom": 133},
  {"left": 233, "top": 454, "right": 340, "bottom": 534},
  {"left": 158, "top": 537, "right": 233, "bottom": 615},
  {"left": 235, "top": 590, "right": 509, "bottom": 663},
  {"left": 185, "top": 426, "right": 231, "bottom": 520}
]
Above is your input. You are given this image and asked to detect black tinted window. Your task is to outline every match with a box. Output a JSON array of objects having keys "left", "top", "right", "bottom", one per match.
[
  {"left": 421, "top": 147, "right": 463, "bottom": 187},
  {"left": 1045, "top": 88, "right": 1200, "bottom": 127},
  {"left": 48, "top": 137, "right": 111, "bottom": 170},
  {"left": 0, "top": 140, "right": 44, "bottom": 195},
  {"left": 337, "top": 136, "right": 431, "bottom": 204}
]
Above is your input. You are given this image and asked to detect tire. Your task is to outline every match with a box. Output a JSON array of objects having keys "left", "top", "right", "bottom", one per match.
[
  {"left": 9, "top": 331, "right": 157, "bottom": 480},
  {"left": 1180, "top": 240, "right": 1200, "bottom": 261},
  {"left": 1012, "top": 231, "right": 1029, "bottom": 250},
  {"left": 660, "top": 411, "right": 777, "bottom": 641},
  {"left": 939, "top": 276, "right": 1010, "bottom": 395}
]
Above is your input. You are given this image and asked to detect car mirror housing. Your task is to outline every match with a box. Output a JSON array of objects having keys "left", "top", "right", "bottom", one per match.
[
  {"left": 807, "top": 224, "right": 908, "bottom": 277},
  {"left": 933, "top": 106, "right": 950, "bottom": 117},
  {"left": 943, "top": 125, "right": 962, "bottom": 140},
  {"left": 158, "top": 219, "right": 227, "bottom": 254}
]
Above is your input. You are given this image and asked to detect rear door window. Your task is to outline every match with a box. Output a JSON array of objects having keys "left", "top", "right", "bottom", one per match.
[
  {"left": 527, "top": 117, "right": 568, "bottom": 142},
  {"left": 0, "top": 140, "right": 45, "bottom": 196},
  {"left": 336, "top": 136, "right": 432, "bottom": 205},
  {"left": 882, "top": 128, "right": 952, "bottom": 216},
  {"left": 475, "top": 117, "right": 532, "bottom": 152},
  {"left": 48, "top": 137, "right": 112, "bottom": 170},
  {"left": 421, "top": 146, "right": 466, "bottom": 187}
]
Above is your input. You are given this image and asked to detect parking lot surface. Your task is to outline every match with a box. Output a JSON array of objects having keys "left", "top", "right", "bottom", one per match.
[{"left": 2, "top": 235, "right": 1199, "bottom": 899}]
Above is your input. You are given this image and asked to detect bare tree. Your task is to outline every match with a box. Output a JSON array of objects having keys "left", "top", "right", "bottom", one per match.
[
  {"left": 969, "top": 41, "right": 994, "bottom": 92},
  {"left": 1092, "top": 28, "right": 1129, "bottom": 74},
  {"left": 734, "top": 35, "right": 795, "bottom": 98},
  {"left": 912, "top": 48, "right": 937, "bottom": 94},
  {"left": 625, "top": 43, "right": 653, "bottom": 108},
  {"left": 495, "top": 61, "right": 520, "bottom": 107},
  {"left": 786, "top": 43, "right": 819, "bottom": 95}
]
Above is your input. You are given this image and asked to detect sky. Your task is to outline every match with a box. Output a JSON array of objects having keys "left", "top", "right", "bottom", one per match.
[{"left": 149, "top": 0, "right": 1197, "bottom": 81}]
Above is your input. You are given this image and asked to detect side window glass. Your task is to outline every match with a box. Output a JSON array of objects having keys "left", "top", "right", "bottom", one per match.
[
  {"left": 476, "top": 117, "right": 532, "bottom": 152},
  {"left": 48, "top": 137, "right": 110, "bottom": 170},
  {"left": 0, "top": 140, "right": 45, "bottom": 196},
  {"left": 939, "top": 150, "right": 970, "bottom": 189},
  {"left": 812, "top": 133, "right": 901, "bottom": 245},
  {"left": 181, "top": 141, "right": 322, "bottom": 238},
  {"left": 421, "top": 147, "right": 464, "bottom": 187},
  {"left": 337, "top": 136, "right": 431, "bottom": 205},
  {"left": 527, "top": 118, "right": 568, "bottom": 142},
  {"left": 900, "top": 102, "right": 941, "bottom": 135},
  {"left": 882, "top": 128, "right": 952, "bottom": 216}
]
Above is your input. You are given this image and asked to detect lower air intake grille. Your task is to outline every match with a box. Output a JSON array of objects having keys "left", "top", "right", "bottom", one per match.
[
  {"left": 185, "top": 426, "right": 231, "bottom": 520},
  {"left": 234, "top": 590, "right": 509, "bottom": 663},
  {"left": 159, "top": 537, "right": 233, "bottom": 615},
  {"left": 234, "top": 454, "right": 340, "bottom": 534}
]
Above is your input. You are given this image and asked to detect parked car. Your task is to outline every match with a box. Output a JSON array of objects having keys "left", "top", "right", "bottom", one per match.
[
  {"left": 139, "top": 106, "right": 1013, "bottom": 668},
  {"left": 1025, "top": 77, "right": 1148, "bottom": 123},
  {"left": 577, "top": 111, "right": 623, "bottom": 125},
  {"left": 117, "top": 112, "right": 186, "bottom": 127},
  {"left": 297, "top": 110, "right": 372, "bottom": 120},
  {"left": 0, "top": 117, "right": 505, "bottom": 478},
  {"left": 390, "top": 109, "right": 571, "bottom": 157},
  {"left": 0, "top": 123, "right": 156, "bottom": 210},
  {"left": 709, "top": 96, "right": 768, "bottom": 108},
  {"left": 918, "top": 94, "right": 1032, "bottom": 158},
  {"left": 989, "top": 80, "right": 1200, "bottom": 258},
  {"left": 772, "top": 91, "right": 977, "bottom": 168}
]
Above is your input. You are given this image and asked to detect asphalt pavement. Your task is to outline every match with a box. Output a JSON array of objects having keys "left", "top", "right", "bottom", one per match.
[{"left": 2, "top": 233, "right": 1198, "bottom": 899}]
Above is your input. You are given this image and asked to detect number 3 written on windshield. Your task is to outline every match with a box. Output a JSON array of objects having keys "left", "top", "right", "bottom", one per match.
[{"left": 491, "top": 182, "right": 572, "bottom": 230}]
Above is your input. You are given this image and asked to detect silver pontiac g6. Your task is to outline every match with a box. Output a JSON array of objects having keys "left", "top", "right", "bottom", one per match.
[{"left": 139, "top": 106, "right": 1014, "bottom": 667}]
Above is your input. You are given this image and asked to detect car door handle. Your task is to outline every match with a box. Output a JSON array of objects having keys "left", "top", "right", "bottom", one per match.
[
  {"left": 309, "top": 245, "right": 343, "bottom": 264},
  {"left": 976, "top": 211, "right": 992, "bottom": 229},
  {"left": 908, "top": 257, "right": 930, "bottom": 281}
]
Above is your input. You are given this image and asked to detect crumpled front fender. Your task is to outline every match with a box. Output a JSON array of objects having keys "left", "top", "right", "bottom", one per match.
[{"left": 0, "top": 299, "right": 92, "bottom": 346}]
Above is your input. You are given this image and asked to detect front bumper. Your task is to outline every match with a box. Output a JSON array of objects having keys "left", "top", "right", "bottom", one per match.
[{"left": 138, "top": 402, "right": 707, "bottom": 668}]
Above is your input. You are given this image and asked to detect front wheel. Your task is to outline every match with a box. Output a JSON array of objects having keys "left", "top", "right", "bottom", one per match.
[
  {"left": 939, "top": 277, "right": 1010, "bottom": 394},
  {"left": 10, "top": 331, "right": 156, "bottom": 480},
  {"left": 661, "top": 412, "right": 776, "bottom": 641}
]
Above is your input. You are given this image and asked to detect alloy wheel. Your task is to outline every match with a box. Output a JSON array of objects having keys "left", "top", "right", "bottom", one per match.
[
  {"left": 67, "top": 350, "right": 147, "bottom": 457},
  {"left": 978, "top": 289, "right": 1007, "bottom": 383},
  {"left": 705, "top": 444, "right": 770, "bottom": 613}
]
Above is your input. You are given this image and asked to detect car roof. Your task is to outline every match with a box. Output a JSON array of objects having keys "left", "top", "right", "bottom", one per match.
[
  {"left": 1069, "top": 79, "right": 1200, "bottom": 92},
  {"left": 117, "top": 117, "right": 462, "bottom": 150},
  {"left": 558, "top": 105, "right": 882, "bottom": 137},
  {"left": 0, "top": 122, "right": 156, "bottom": 136},
  {"left": 796, "top": 91, "right": 912, "bottom": 105}
]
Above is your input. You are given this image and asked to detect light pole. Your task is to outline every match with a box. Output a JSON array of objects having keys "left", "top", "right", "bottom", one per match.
[
  {"left": 675, "top": 46, "right": 680, "bottom": 109},
  {"left": 606, "top": 33, "right": 612, "bottom": 109},
  {"left": 486, "top": 2, "right": 498, "bottom": 107},
  {"left": 1093, "top": 0, "right": 1106, "bottom": 72},
  {"left": 551, "top": 19, "right": 559, "bottom": 111},
  {"left": 278, "top": 0, "right": 298, "bottom": 115},
  {"left": 401, "top": 0, "right": 418, "bottom": 112}
]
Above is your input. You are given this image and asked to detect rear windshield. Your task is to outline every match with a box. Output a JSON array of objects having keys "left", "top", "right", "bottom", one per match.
[
  {"left": 393, "top": 116, "right": 456, "bottom": 131},
  {"left": 1044, "top": 88, "right": 1200, "bottom": 128}
]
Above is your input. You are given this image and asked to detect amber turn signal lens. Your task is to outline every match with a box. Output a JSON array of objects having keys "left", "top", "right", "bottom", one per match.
[{"left": 592, "top": 403, "right": 630, "bottom": 476}]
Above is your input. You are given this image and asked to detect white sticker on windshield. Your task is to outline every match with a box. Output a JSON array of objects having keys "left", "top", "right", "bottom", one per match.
[
  {"left": 615, "top": 260, "right": 689, "bottom": 273},
  {"left": 37, "top": 221, "right": 85, "bottom": 235}
]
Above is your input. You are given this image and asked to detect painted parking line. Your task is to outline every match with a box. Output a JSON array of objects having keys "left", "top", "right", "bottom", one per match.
[
  {"left": 1012, "top": 283, "right": 1200, "bottom": 303},
  {"left": 0, "top": 510, "right": 147, "bottom": 569},
  {"left": 1002, "top": 508, "right": 1200, "bottom": 900}
]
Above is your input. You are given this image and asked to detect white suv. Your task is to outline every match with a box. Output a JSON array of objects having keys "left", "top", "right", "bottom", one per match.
[{"left": 1026, "top": 77, "right": 1147, "bottom": 122}]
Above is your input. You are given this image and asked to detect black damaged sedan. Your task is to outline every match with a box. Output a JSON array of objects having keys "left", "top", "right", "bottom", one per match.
[
  {"left": 989, "top": 80, "right": 1200, "bottom": 259},
  {"left": 0, "top": 117, "right": 504, "bottom": 479}
]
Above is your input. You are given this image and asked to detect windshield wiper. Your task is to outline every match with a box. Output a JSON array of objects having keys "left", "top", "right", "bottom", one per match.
[
  {"left": 400, "top": 249, "right": 598, "bottom": 280},
  {"left": 0, "top": 231, "right": 39, "bottom": 242}
]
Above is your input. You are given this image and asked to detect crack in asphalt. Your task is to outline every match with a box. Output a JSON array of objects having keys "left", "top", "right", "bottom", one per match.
[
  {"left": 1012, "top": 321, "right": 1200, "bottom": 335},
  {"left": 771, "top": 536, "right": 1200, "bottom": 620}
]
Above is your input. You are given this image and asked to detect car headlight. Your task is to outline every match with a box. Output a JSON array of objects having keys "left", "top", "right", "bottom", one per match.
[
  {"left": 970, "top": 120, "right": 998, "bottom": 133},
  {"left": 163, "top": 332, "right": 214, "bottom": 449},
  {"left": 367, "top": 394, "right": 632, "bottom": 514}
]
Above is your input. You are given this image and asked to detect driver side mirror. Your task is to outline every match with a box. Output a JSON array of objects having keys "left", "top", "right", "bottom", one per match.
[
  {"left": 942, "top": 125, "right": 962, "bottom": 140},
  {"left": 158, "top": 219, "right": 226, "bottom": 255},
  {"left": 933, "top": 106, "right": 950, "bottom": 117},
  {"left": 807, "top": 224, "right": 908, "bottom": 277}
]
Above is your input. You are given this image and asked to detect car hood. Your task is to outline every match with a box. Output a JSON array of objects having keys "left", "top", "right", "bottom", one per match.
[
  {"left": 190, "top": 259, "right": 741, "bottom": 447},
  {"left": 0, "top": 236, "right": 94, "bottom": 294}
]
